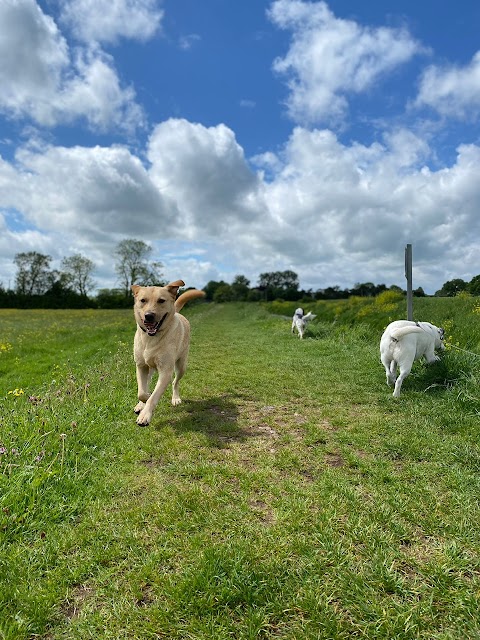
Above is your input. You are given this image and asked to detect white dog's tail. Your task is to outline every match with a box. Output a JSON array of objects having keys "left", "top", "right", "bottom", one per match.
[
  {"left": 175, "top": 289, "right": 206, "bottom": 312},
  {"left": 303, "top": 312, "right": 317, "bottom": 322},
  {"left": 390, "top": 326, "right": 424, "bottom": 341}
]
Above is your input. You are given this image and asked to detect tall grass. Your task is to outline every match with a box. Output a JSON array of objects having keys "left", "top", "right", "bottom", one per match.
[{"left": 1, "top": 299, "right": 479, "bottom": 639}]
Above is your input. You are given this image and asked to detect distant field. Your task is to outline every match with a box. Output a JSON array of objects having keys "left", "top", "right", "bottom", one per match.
[{"left": 1, "top": 300, "right": 479, "bottom": 639}]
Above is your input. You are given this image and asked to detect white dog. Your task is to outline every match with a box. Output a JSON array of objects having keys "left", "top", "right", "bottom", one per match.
[
  {"left": 291, "top": 307, "right": 317, "bottom": 339},
  {"left": 380, "top": 320, "right": 445, "bottom": 397}
]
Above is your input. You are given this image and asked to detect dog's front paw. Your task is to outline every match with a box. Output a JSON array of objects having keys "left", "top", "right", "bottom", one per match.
[
  {"left": 171, "top": 396, "right": 182, "bottom": 406},
  {"left": 136, "top": 408, "right": 152, "bottom": 426},
  {"left": 134, "top": 401, "right": 145, "bottom": 414}
]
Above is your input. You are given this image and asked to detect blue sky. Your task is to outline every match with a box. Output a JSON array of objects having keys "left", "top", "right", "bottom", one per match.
[{"left": 1, "top": 0, "right": 480, "bottom": 294}]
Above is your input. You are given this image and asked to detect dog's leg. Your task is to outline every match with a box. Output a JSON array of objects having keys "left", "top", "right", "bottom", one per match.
[
  {"left": 171, "top": 354, "right": 188, "bottom": 406},
  {"left": 136, "top": 365, "right": 174, "bottom": 426},
  {"left": 425, "top": 348, "right": 440, "bottom": 364},
  {"left": 393, "top": 364, "right": 411, "bottom": 398},
  {"left": 380, "top": 351, "right": 396, "bottom": 386},
  {"left": 388, "top": 360, "right": 397, "bottom": 385},
  {"left": 134, "top": 364, "right": 151, "bottom": 414}
]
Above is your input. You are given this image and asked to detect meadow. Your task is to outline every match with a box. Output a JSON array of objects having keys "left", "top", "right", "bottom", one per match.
[{"left": 0, "top": 297, "right": 479, "bottom": 639}]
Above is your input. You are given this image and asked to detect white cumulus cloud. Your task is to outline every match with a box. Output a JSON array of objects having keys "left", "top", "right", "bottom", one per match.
[
  {"left": 415, "top": 51, "right": 480, "bottom": 120},
  {"left": 4, "top": 142, "right": 177, "bottom": 238},
  {"left": 0, "top": 0, "right": 145, "bottom": 132},
  {"left": 58, "top": 0, "right": 164, "bottom": 45},
  {"left": 268, "top": 0, "right": 424, "bottom": 125},
  {"left": 147, "top": 119, "right": 266, "bottom": 236}
]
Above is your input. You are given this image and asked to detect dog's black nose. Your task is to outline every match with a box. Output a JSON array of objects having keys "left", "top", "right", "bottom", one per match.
[{"left": 144, "top": 312, "right": 155, "bottom": 322}]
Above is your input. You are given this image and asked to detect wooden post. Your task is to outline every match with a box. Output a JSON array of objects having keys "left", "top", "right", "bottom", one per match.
[{"left": 405, "top": 243, "right": 413, "bottom": 320}]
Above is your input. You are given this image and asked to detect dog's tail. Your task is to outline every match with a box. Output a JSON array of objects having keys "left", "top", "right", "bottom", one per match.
[
  {"left": 390, "top": 326, "right": 424, "bottom": 341},
  {"left": 304, "top": 312, "right": 317, "bottom": 321},
  {"left": 175, "top": 289, "right": 206, "bottom": 312}
]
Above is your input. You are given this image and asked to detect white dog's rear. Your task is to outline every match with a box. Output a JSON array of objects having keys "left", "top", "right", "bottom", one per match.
[
  {"left": 291, "top": 308, "right": 317, "bottom": 339},
  {"left": 380, "top": 320, "right": 445, "bottom": 397}
]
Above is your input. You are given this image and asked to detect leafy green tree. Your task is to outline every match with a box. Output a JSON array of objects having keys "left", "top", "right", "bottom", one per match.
[
  {"left": 258, "top": 270, "right": 300, "bottom": 300},
  {"left": 203, "top": 280, "right": 228, "bottom": 301},
  {"left": 389, "top": 285, "right": 405, "bottom": 295},
  {"left": 247, "top": 288, "right": 262, "bottom": 302},
  {"left": 468, "top": 275, "right": 480, "bottom": 296},
  {"left": 315, "top": 285, "right": 349, "bottom": 300},
  {"left": 213, "top": 284, "right": 234, "bottom": 303},
  {"left": 45, "top": 270, "right": 72, "bottom": 293},
  {"left": 114, "top": 239, "right": 164, "bottom": 296},
  {"left": 61, "top": 254, "right": 96, "bottom": 296},
  {"left": 231, "top": 275, "right": 250, "bottom": 301},
  {"left": 435, "top": 278, "right": 468, "bottom": 297},
  {"left": 350, "top": 282, "right": 377, "bottom": 297},
  {"left": 14, "top": 251, "right": 52, "bottom": 295}
]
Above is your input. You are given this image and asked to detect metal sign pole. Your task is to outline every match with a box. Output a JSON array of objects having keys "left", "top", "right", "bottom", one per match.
[{"left": 405, "top": 244, "right": 413, "bottom": 320}]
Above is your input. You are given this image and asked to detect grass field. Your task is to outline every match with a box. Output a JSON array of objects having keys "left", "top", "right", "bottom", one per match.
[{"left": 1, "top": 299, "right": 480, "bottom": 639}]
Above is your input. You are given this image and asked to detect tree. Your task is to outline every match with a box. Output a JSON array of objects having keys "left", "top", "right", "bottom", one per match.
[
  {"left": 114, "top": 239, "right": 164, "bottom": 296},
  {"left": 468, "top": 274, "right": 480, "bottom": 296},
  {"left": 61, "top": 254, "right": 96, "bottom": 296},
  {"left": 349, "top": 282, "right": 387, "bottom": 297},
  {"left": 143, "top": 261, "right": 164, "bottom": 286},
  {"left": 14, "top": 252, "right": 52, "bottom": 295},
  {"left": 213, "top": 284, "right": 234, "bottom": 302},
  {"left": 203, "top": 280, "right": 228, "bottom": 301},
  {"left": 45, "top": 269, "right": 72, "bottom": 293},
  {"left": 389, "top": 285, "right": 405, "bottom": 295},
  {"left": 231, "top": 274, "right": 250, "bottom": 301},
  {"left": 258, "top": 270, "right": 300, "bottom": 300},
  {"left": 315, "top": 285, "right": 349, "bottom": 300},
  {"left": 350, "top": 282, "right": 378, "bottom": 297},
  {"left": 435, "top": 278, "right": 468, "bottom": 297}
]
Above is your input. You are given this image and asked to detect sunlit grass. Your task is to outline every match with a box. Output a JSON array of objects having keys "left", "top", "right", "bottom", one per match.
[{"left": 1, "top": 301, "right": 479, "bottom": 639}]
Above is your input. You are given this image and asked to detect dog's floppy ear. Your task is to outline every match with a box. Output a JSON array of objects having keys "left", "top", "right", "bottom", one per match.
[
  {"left": 165, "top": 280, "right": 185, "bottom": 297},
  {"left": 439, "top": 327, "right": 445, "bottom": 340},
  {"left": 131, "top": 284, "right": 141, "bottom": 297}
]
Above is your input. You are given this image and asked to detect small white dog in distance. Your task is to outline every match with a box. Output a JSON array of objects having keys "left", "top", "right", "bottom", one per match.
[
  {"left": 291, "top": 307, "right": 317, "bottom": 339},
  {"left": 380, "top": 320, "right": 445, "bottom": 397}
]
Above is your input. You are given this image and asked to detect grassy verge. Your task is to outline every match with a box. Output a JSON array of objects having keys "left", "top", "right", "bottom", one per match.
[{"left": 1, "top": 302, "right": 479, "bottom": 639}]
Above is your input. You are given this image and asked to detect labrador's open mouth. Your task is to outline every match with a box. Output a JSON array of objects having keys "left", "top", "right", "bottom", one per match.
[{"left": 143, "top": 313, "right": 168, "bottom": 336}]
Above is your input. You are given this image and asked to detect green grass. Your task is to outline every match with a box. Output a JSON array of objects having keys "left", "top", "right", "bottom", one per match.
[{"left": 1, "top": 301, "right": 480, "bottom": 639}]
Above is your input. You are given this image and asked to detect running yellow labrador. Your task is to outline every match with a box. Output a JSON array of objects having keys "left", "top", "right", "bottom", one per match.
[{"left": 131, "top": 280, "right": 205, "bottom": 425}]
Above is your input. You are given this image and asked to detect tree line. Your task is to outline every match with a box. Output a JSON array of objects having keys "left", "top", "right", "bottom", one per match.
[
  {"left": 0, "top": 239, "right": 162, "bottom": 308},
  {"left": 203, "top": 274, "right": 412, "bottom": 303},
  {"left": 1, "top": 239, "right": 479, "bottom": 308}
]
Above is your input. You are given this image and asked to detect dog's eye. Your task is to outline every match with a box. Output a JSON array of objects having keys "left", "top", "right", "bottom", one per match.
[
  {"left": 157, "top": 298, "right": 165, "bottom": 304},
  {"left": 140, "top": 298, "right": 146, "bottom": 303}
]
